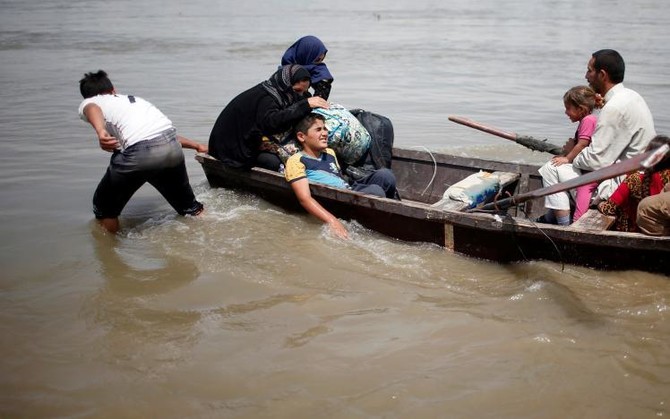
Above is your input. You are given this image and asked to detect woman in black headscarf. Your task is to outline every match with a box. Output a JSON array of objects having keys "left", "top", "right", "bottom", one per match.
[{"left": 208, "top": 64, "right": 329, "bottom": 170}]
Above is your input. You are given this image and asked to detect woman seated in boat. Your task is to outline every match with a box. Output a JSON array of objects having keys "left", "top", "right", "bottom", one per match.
[
  {"left": 598, "top": 135, "right": 670, "bottom": 232},
  {"left": 284, "top": 113, "right": 398, "bottom": 239},
  {"left": 207, "top": 64, "right": 329, "bottom": 171},
  {"left": 281, "top": 35, "right": 333, "bottom": 100}
]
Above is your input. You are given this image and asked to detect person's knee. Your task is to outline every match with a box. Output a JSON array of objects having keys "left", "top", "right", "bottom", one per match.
[
  {"left": 379, "top": 167, "right": 396, "bottom": 180},
  {"left": 354, "top": 183, "right": 385, "bottom": 197},
  {"left": 367, "top": 185, "right": 386, "bottom": 197},
  {"left": 538, "top": 162, "right": 555, "bottom": 179},
  {"left": 636, "top": 195, "right": 669, "bottom": 235},
  {"left": 256, "top": 152, "right": 282, "bottom": 171},
  {"left": 374, "top": 168, "right": 396, "bottom": 186}
]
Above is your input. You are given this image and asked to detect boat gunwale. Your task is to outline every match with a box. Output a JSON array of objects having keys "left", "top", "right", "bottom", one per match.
[{"left": 195, "top": 151, "right": 670, "bottom": 253}]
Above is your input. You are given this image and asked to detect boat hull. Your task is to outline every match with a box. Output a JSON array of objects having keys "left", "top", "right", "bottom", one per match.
[{"left": 197, "top": 149, "right": 670, "bottom": 275}]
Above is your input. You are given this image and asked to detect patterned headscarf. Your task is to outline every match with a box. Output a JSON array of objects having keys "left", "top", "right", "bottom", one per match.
[
  {"left": 261, "top": 64, "right": 310, "bottom": 108},
  {"left": 281, "top": 35, "right": 333, "bottom": 84}
]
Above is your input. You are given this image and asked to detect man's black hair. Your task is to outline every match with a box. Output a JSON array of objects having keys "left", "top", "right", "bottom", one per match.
[
  {"left": 592, "top": 49, "right": 625, "bottom": 84},
  {"left": 79, "top": 70, "right": 114, "bottom": 98}
]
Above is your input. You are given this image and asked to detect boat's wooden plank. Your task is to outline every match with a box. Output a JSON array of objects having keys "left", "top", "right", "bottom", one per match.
[
  {"left": 515, "top": 173, "right": 531, "bottom": 217},
  {"left": 569, "top": 209, "right": 616, "bottom": 231}
]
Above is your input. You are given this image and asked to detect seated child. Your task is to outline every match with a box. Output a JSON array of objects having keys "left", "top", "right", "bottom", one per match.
[
  {"left": 537, "top": 85, "right": 600, "bottom": 225},
  {"left": 284, "top": 113, "right": 397, "bottom": 239}
]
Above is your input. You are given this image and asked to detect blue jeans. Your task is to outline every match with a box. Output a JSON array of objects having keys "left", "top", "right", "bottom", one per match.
[
  {"left": 352, "top": 168, "right": 398, "bottom": 199},
  {"left": 93, "top": 129, "right": 203, "bottom": 218}
]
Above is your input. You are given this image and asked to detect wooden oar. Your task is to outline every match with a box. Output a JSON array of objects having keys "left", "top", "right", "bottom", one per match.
[
  {"left": 448, "top": 115, "right": 563, "bottom": 155},
  {"left": 469, "top": 144, "right": 670, "bottom": 212}
]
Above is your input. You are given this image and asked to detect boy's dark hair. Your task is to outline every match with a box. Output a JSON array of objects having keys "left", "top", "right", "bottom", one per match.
[
  {"left": 592, "top": 49, "right": 625, "bottom": 84},
  {"left": 295, "top": 113, "right": 325, "bottom": 135},
  {"left": 79, "top": 70, "right": 114, "bottom": 98}
]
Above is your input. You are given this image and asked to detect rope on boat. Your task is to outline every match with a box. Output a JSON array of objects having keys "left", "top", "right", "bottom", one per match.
[
  {"left": 494, "top": 189, "right": 511, "bottom": 211},
  {"left": 468, "top": 196, "right": 566, "bottom": 272},
  {"left": 410, "top": 146, "right": 567, "bottom": 271},
  {"left": 409, "top": 146, "right": 437, "bottom": 195},
  {"left": 527, "top": 218, "right": 565, "bottom": 272}
]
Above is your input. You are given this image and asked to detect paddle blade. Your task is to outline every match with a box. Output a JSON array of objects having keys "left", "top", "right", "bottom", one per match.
[{"left": 448, "top": 115, "right": 563, "bottom": 155}]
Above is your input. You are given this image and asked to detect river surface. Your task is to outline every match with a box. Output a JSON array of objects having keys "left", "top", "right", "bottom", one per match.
[{"left": 1, "top": 0, "right": 669, "bottom": 417}]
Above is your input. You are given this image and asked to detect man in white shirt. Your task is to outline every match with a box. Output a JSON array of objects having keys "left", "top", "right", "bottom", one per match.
[
  {"left": 537, "top": 49, "right": 656, "bottom": 225},
  {"left": 78, "top": 70, "right": 207, "bottom": 233}
]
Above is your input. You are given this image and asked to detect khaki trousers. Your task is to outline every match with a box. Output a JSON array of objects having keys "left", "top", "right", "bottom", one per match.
[{"left": 637, "top": 190, "right": 670, "bottom": 236}]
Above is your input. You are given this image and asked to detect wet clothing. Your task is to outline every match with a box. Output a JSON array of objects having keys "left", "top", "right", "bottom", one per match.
[
  {"left": 92, "top": 129, "right": 202, "bottom": 218},
  {"left": 78, "top": 94, "right": 172, "bottom": 151},
  {"left": 208, "top": 65, "right": 312, "bottom": 169},
  {"left": 79, "top": 94, "right": 202, "bottom": 219}
]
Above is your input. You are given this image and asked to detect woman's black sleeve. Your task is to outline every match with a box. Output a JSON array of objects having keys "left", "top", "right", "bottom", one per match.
[
  {"left": 258, "top": 97, "right": 312, "bottom": 134},
  {"left": 312, "top": 79, "right": 332, "bottom": 100}
]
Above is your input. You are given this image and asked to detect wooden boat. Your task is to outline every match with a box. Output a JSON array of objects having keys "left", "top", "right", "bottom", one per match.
[{"left": 196, "top": 148, "right": 670, "bottom": 275}]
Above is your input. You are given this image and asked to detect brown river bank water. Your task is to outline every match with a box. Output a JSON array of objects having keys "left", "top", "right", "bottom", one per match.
[{"left": 1, "top": 0, "right": 669, "bottom": 417}]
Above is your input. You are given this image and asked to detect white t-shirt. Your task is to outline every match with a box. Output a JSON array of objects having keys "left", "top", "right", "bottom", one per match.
[{"left": 78, "top": 94, "right": 173, "bottom": 150}]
